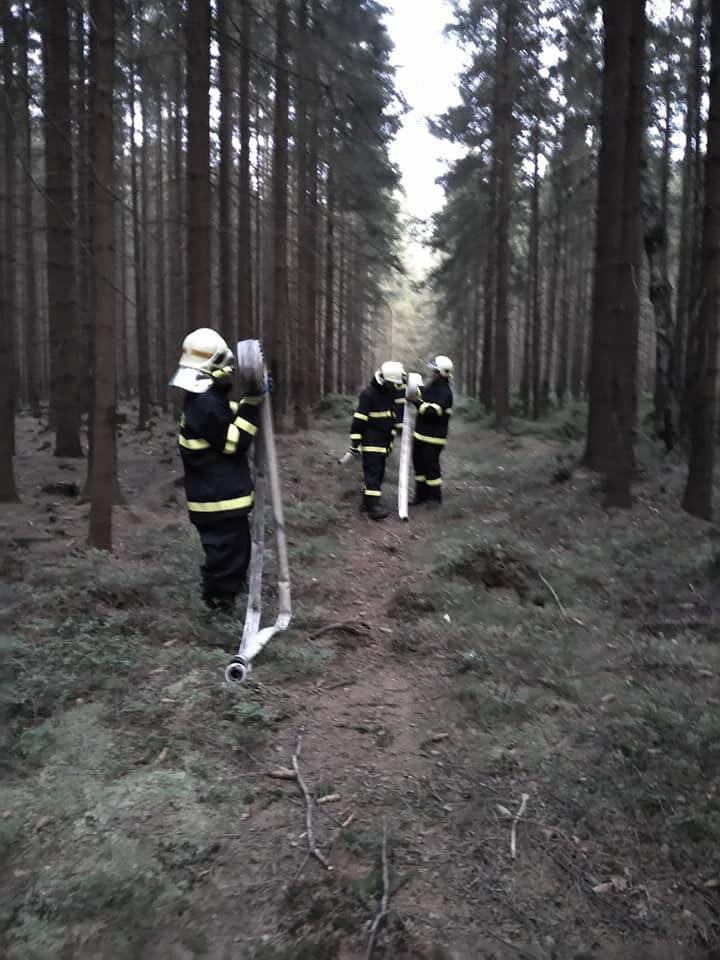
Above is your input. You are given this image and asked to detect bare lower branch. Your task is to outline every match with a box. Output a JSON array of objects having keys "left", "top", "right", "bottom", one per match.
[
  {"left": 365, "top": 818, "right": 390, "bottom": 960},
  {"left": 292, "top": 727, "right": 331, "bottom": 870}
]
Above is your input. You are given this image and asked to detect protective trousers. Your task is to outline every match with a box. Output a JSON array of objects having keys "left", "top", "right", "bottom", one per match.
[
  {"left": 362, "top": 450, "right": 387, "bottom": 507},
  {"left": 193, "top": 513, "right": 251, "bottom": 610},
  {"left": 413, "top": 440, "right": 443, "bottom": 502}
]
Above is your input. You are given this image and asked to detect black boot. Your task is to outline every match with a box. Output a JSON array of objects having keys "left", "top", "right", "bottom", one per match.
[{"left": 366, "top": 500, "right": 389, "bottom": 521}]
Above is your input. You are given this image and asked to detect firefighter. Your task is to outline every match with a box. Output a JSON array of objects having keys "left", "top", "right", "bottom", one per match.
[
  {"left": 348, "top": 360, "right": 406, "bottom": 520},
  {"left": 170, "top": 328, "right": 266, "bottom": 613},
  {"left": 412, "top": 355, "right": 454, "bottom": 509}
]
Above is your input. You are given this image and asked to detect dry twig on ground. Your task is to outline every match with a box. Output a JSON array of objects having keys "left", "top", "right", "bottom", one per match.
[
  {"left": 292, "top": 727, "right": 331, "bottom": 870},
  {"left": 365, "top": 817, "right": 390, "bottom": 960},
  {"left": 538, "top": 571, "right": 566, "bottom": 617},
  {"left": 511, "top": 793, "right": 530, "bottom": 860}
]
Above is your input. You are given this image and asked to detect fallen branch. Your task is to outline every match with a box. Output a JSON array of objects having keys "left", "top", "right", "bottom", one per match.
[
  {"left": 538, "top": 572, "right": 566, "bottom": 617},
  {"left": 309, "top": 621, "right": 371, "bottom": 641},
  {"left": 292, "top": 728, "right": 331, "bottom": 871},
  {"left": 365, "top": 818, "right": 390, "bottom": 960},
  {"left": 511, "top": 793, "right": 530, "bottom": 860}
]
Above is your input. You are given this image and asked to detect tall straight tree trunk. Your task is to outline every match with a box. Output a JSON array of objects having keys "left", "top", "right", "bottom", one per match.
[
  {"left": 492, "top": 0, "right": 516, "bottom": 428},
  {"left": 186, "top": 0, "right": 211, "bottom": 329},
  {"left": 683, "top": 0, "right": 720, "bottom": 520},
  {"left": 129, "top": 67, "right": 150, "bottom": 429},
  {"left": 21, "top": 1, "right": 40, "bottom": 417},
  {"left": 530, "top": 119, "right": 542, "bottom": 421},
  {"left": 480, "top": 176, "right": 497, "bottom": 412},
  {"left": 88, "top": 0, "right": 116, "bottom": 549},
  {"left": 269, "top": 0, "right": 290, "bottom": 416},
  {"left": 38, "top": 0, "right": 82, "bottom": 456},
  {"left": 170, "top": 51, "right": 185, "bottom": 368},
  {"left": 542, "top": 169, "right": 562, "bottom": 412},
  {"left": 323, "top": 159, "right": 335, "bottom": 395},
  {"left": 218, "top": 0, "right": 234, "bottom": 341},
  {"left": 556, "top": 214, "right": 572, "bottom": 405},
  {"left": 584, "top": 0, "right": 632, "bottom": 470},
  {"left": 237, "top": 0, "right": 253, "bottom": 341},
  {"left": 676, "top": 0, "right": 705, "bottom": 431},
  {"left": 294, "top": 0, "right": 312, "bottom": 428},
  {"left": 74, "top": 7, "right": 91, "bottom": 417},
  {"left": 155, "top": 92, "right": 168, "bottom": 409},
  {"left": 0, "top": 8, "right": 19, "bottom": 500},
  {"left": 605, "top": 0, "right": 646, "bottom": 508}
]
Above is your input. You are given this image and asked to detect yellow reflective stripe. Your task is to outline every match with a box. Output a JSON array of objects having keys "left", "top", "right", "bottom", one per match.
[
  {"left": 178, "top": 436, "right": 211, "bottom": 450},
  {"left": 445, "top": 408, "right": 453, "bottom": 416},
  {"left": 413, "top": 432, "right": 447, "bottom": 446},
  {"left": 350, "top": 433, "right": 363, "bottom": 441},
  {"left": 224, "top": 422, "right": 241, "bottom": 454},
  {"left": 415, "top": 475, "right": 427, "bottom": 482},
  {"left": 229, "top": 401, "right": 239, "bottom": 414},
  {"left": 187, "top": 494, "right": 255, "bottom": 513},
  {"left": 426, "top": 477, "right": 443, "bottom": 487},
  {"left": 369, "top": 410, "right": 393, "bottom": 419},
  {"left": 353, "top": 411, "right": 369, "bottom": 422},
  {"left": 240, "top": 395, "right": 264, "bottom": 407},
  {"left": 364, "top": 489, "right": 382, "bottom": 497},
  {"left": 234, "top": 416, "right": 258, "bottom": 437},
  {"left": 180, "top": 414, "right": 187, "bottom": 428},
  {"left": 361, "top": 446, "right": 388, "bottom": 454},
  {"left": 419, "top": 402, "right": 443, "bottom": 416},
  {"left": 395, "top": 397, "right": 406, "bottom": 405}
]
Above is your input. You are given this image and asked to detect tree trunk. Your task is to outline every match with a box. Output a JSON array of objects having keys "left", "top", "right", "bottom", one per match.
[
  {"left": 584, "top": 0, "right": 632, "bottom": 471},
  {"left": 38, "top": 0, "right": 83, "bottom": 457},
  {"left": 269, "top": 0, "right": 290, "bottom": 416},
  {"left": 186, "top": 0, "right": 211, "bottom": 329},
  {"left": 605, "top": 0, "right": 646, "bottom": 509},
  {"left": 0, "top": 8, "right": 19, "bottom": 500},
  {"left": 87, "top": 0, "right": 116, "bottom": 549},
  {"left": 542, "top": 168, "right": 562, "bottom": 413},
  {"left": 130, "top": 66, "right": 150, "bottom": 429},
  {"left": 530, "top": 120, "right": 542, "bottom": 421},
  {"left": 218, "top": 0, "right": 234, "bottom": 341},
  {"left": 155, "top": 91, "right": 168, "bottom": 409},
  {"left": 683, "top": 0, "right": 720, "bottom": 520},
  {"left": 170, "top": 49, "right": 185, "bottom": 373},
  {"left": 237, "top": 0, "right": 253, "bottom": 341},
  {"left": 676, "top": 0, "right": 705, "bottom": 433},
  {"left": 480, "top": 176, "right": 497, "bottom": 412},
  {"left": 323, "top": 159, "right": 335, "bottom": 394},
  {"left": 492, "top": 0, "right": 516, "bottom": 429},
  {"left": 21, "top": 1, "right": 40, "bottom": 418}
]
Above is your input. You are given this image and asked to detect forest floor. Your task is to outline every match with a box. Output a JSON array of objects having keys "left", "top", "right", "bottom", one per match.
[{"left": 1, "top": 399, "right": 720, "bottom": 960}]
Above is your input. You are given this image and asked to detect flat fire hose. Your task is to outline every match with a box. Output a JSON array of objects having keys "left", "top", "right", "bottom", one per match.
[
  {"left": 224, "top": 340, "right": 291, "bottom": 684},
  {"left": 397, "top": 373, "right": 423, "bottom": 521}
]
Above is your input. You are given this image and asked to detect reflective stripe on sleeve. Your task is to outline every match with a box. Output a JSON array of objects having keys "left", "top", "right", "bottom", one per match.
[
  {"left": 395, "top": 397, "right": 406, "bottom": 405},
  {"left": 413, "top": 432, "right": 447, "bottom": 446},
  {"left": 187, "top": 494, "right": 255, "bottom": 513},
  {"left": 224, "top": 422, "right": 241, "bottom": 454},
  {"left": 350, "top": 433, "right": 363, "bottom": 441},
  {"left": 240, "top": 395, "right": 264, "bottom": 407},
  {"left": 353, "top": 411, "right": 369, "bottom": 422},
  {"left": 415, "top": 475, "right": 427, "bottom": 483},
  {"left": 229, "top": 401, "right": 239, "bottom": 414},
  {"left": 369, "top": 410, "right": 393, "bottom": 419},
  {"left": 361, "top": 445, "right": 389, "bottom": 454},
  {"left": 235, "top": 416, "right": 258, "bottom": 437},
  {"left": 178, "top": 436, "right": 211, "bottom": 451},
  {"left": 419, "top": 402, "right": 443, "bottom": 416},
  {"left": 363, "top": 489, "right": 382, "bottom": 497},
  {"left": 426, "top": 477, "right": 443, "bottom": 487}
]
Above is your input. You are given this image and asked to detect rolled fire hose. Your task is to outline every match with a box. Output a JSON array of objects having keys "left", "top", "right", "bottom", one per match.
[
  {"left": 224, "top": 340, "right": 291, "bottom": 684},
  {"left": 397, "top": 373, "right": 423, "bottom": 521}
]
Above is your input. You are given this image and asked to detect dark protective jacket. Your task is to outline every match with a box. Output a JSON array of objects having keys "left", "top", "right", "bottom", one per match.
[
  {"left": 349, "top": 378, "right": 397, "bottom": 454},
  {"left": 178, "top": 387, "right": 262, "bottom": 519},
  {"left": 413, "top": 378, "right": 453, "bottom": 446}
]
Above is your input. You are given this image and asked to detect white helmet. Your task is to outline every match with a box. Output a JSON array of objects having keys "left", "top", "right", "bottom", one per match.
[
  {"left": 428, "top": 355, "right": 454, "bottom": 379},
  {"left": 170, "top": 328, "right": 234, "bottom": 393},
  {"left": 375, "top": 360, "right": 406, "bottom": 388}
]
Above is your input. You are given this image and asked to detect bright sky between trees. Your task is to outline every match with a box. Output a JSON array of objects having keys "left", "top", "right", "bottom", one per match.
[{"left": 386, "top": 0, "right": 466, "bottom": 241}]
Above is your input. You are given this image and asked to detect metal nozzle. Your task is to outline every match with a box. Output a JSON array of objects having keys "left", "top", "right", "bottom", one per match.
[{"left": 224, "top": 657, "right": 250, "bottom": 684}]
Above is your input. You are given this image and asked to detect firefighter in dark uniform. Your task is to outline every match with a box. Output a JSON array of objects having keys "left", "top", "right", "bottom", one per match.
[
  {"left": 347, "top": 360, "right": 406, "bottom": 520},
  {"left": 412, "top": 355, "right": 454, "bottom": 509},
  {"left": 170, "top": 328, "right": 266, "bottom": 613}
]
